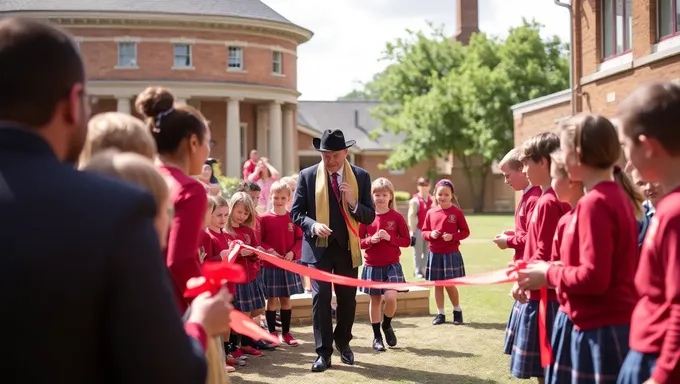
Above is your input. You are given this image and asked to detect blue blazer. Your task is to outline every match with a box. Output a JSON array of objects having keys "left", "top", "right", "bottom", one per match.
[
  {"left": 290, "top": 163, "right": 376, "bottom": 264},
  {"left": 0, "top": 127, "right": 206, "bottom": 383}
]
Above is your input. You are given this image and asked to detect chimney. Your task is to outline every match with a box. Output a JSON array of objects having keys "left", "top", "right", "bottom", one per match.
[{"left": 453, "top": 0, "right": 479, "bottom": 46}]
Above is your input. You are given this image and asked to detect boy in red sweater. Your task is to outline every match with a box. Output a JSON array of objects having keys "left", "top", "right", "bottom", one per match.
[
  {"left": 510, "top": 132, "right": 570, "bottom": 382},
  {"left": 359, "top": 177, "right": 410, "bottom": 351},
  {"left": 260, "top": 181, "right": 304, "bottom": 346},
  {"left": 616, "top": 82, "right": 680, "bottom": 384},
  {"left": 495, "top": 147, "right": 542, "bottom": 356}
]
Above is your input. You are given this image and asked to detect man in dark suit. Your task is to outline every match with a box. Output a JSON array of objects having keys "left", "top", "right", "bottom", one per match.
[
  {"left": 0, "top": 18, "right": 226, "bottom": 383},
  {"left": 291, "top": 129, "right": 376, "bottom": 372}
]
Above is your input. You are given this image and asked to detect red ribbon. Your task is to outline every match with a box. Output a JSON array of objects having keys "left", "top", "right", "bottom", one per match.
[
  {"left": 330, "top": 178, "right": 359, "bottom": 238},
  {"left": 538, "top": 286, "right": 551, "bottom": 368}
]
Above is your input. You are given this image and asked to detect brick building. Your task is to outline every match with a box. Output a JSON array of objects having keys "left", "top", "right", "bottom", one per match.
[{"left": 512, "top": 0, "right": 680, "bottom": 147}]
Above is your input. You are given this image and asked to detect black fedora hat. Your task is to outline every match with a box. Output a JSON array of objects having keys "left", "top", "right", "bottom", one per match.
[{"left": 312, "top": 129, "right": 356, "bottom": 152}]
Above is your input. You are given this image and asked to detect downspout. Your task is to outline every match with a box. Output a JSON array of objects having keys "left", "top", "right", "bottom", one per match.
[{"left": 554, "top": 0, "right": 576, "bottom": 116}]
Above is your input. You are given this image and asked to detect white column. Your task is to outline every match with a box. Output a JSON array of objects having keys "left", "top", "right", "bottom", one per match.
[
  {"left": 175, "top": 98, "right": 187, "bottom": 106},
  {"left": 282, "top": 105, "right": 295, "bottom": 176},
  {"left": 256, "top": 106, "right": 268, "bottom": 157},
  {"left": 268, "top": 101, "right": 283, "bottom": 170},
  {"left": 226, "top": 98, "right": 242, "bottom": 178},
  {"left": 116, "top": 97, "right": 131, "bottom": 114}
]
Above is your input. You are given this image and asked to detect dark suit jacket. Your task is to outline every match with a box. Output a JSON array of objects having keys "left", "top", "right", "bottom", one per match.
[
  {"left": 0, "top": 127, "right": 206, "bottom": 383},
  {"left": 290, "top": 163, "right": 375, "bottom": 264}
]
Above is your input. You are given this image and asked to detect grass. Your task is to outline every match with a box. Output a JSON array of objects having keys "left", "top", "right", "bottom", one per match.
[{"left": 231, "top": 214, "right": 519, "bottom": 384}]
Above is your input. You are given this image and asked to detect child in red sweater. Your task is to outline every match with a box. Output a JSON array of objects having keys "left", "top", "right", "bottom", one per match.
[
  {"left": 519, "top": 115, "right": 638, "bottom": 384},
  {"left": 616, "top": 82, "right": 680, "bottom": 384},
  {"left": 510, "top": 132, "right": 570, "bottom": 382},
  {"left": 201, "top": 195, "right": 230, "bottom": 263},
  {"left": 260, "top": 181, "right": 304, "bottom": 346},
  {"left": 359, "top": 177, "right": 410, "bottom": 351},
  {"left": 422, "top": 179, "right": 470, "bottom": 326}
]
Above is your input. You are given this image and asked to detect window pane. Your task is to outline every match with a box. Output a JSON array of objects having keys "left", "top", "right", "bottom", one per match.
[
  {"left": 173, "top": 45, "right": 191, "bottom": 67},
  {"left": 625, "top": 0, "right": 632, "bottom": 50},
  {"left": 676, "top": 0, "right": 680, "bottom": 34},
  {"left": 603, "top": 0, "right": 614, "bottom": 57},
  {"left": 660, "top": 0, "right": 674, "bottom": 37},
  {"left": 616, "top": 0, "right": 624, "bottom": 53},
  {"left": 174, "top": 44, "right": 189, "bottom": 56}
]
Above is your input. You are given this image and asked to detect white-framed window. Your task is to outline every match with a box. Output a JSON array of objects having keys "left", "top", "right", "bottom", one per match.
[
  {"left": 602, "top": 0, "right": 632, "bottom": 59},
  {"left": 227, "top": 46, "right": 244, "bottom": 70},
  {"left": 240, "top": 123, "right": 248, "bottom": 163},
  {"left": 272, "top": 51, "right": 283, "bottom": 74},
  {"left": 117, "top": 42, "right": 137, "bottom": 67},
  {"left": 658, "top": 0, "right": 680, "bottom": 39},
  {"left": 173, "top": 44, "right": 192, "bottom": 68}
]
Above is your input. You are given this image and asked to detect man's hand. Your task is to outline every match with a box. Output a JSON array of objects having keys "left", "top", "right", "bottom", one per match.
[
  {"left": 430, "top": 230, "right": 441, "bottom": 239},
  {"left": 339, "top": 182, "right": 357, "bottom": 207},
  {"left": 186, "top": 277, "right": 233, "bottom": 337},
  {"left": 284, "top": 251, "right": 294, "bottom": 261},
  {"left": 313, "top": 223, "right": 332, "bottom": 238}
]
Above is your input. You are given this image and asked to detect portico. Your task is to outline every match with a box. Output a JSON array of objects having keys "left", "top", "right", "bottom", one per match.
[{"left": 89, "top": 80, "right": 300, "bottom": 178}]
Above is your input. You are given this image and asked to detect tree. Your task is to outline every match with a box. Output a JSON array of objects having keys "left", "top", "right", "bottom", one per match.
[{"left": 369, "top": 19, "right": 568, "bottom": 212}]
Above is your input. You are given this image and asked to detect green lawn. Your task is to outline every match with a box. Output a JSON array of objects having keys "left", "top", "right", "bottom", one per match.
[{"left": 231, "top": 214, "right": 520, "bottom": 384}]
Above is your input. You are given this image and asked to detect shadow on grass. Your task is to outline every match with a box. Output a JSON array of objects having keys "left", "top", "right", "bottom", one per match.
[
  {"left": 464, "top": 322, "right": 507, "bottom": 331},
  {"left": 335, "top": 361, "right": 499, "bottom": 383}
]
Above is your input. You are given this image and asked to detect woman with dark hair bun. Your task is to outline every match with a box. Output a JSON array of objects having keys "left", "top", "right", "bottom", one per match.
[
  {"left": 135, "top": 86, "right": 212, "bottom": 313},
  {"left": 199, "top": 158, "right": 222, "bottom": 196}
]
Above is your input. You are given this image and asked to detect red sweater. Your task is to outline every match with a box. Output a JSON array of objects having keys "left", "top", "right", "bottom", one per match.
[
  {"left": 260, "top": 211, "right": 302, "bottom": 268},
  {"left": 523, "top": 188, "right": 571, "bottom": 301},
  {"left": 158, "top": 165, "right": 206, "bottom": 313},
  {"left": 547, "top": 182, "right": 638, "bottom": 330},
  {"left": 421, "top": 205, "right": 470, "bottom": 253},
  {"left": 224, "top": 225, "right": 260, "bottom": 282},
  {"left": 507, "top": 186, "right": 542, "bottom": 261},
  {"left": 201, "top": 228, "right": 230, "bottom": 263},
  {"left": 359, "top": 209, "right": 411, "bottom": 267},
  {"left": 629, "top": 187, "right": 680, "bottom": 384},
  {"left": 550, "top": 210, "right": 573, "bottom": 312}
]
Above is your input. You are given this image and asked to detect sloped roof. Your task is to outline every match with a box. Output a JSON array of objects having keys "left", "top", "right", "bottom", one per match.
[
  {"left": 0, "top": 0, "right": 294, "bottom": 25},
  {"left": 297, "top": 100, "right": 403, "bottom": 151}
]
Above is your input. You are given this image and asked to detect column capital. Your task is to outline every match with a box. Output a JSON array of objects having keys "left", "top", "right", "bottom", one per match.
[
  {"left": 270, "top": 100, "right": 284, "bottom": 105},
  {"left": 113, "top": 95, "right": 132, "bottom": 100},
  {"left": 227, "top": 97, "right": 244, "bottom": 103}
]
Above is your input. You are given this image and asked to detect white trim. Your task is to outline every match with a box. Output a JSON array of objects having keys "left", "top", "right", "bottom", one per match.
[
  {"left": 598, "top": 52, "right": 633, "bottom": 71},
  {"left": 635, "top": 35, "right": 680, "bottom": 67},
  {"left": 3, "top": 11, "right": 313, "bottom": 44},
  {"left": 87, "top": 80, "right": 300, "bottom": 103},
  {"left": 510, "top": 89, "right": 571, "bottom": 116}
]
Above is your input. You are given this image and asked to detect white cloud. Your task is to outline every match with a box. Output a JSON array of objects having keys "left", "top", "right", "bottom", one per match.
[{"left": 262, "top": 0, "right": 571, "bottom": 100}]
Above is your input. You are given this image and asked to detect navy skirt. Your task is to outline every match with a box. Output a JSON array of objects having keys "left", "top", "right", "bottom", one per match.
[
  {"left": 359, "top": 263, "right": 406, "bottom": 295},
  {"left": 617, "top": 350, "right": 658, "bottom": 384},
  {"left": 261, "top": 266, "right": 304, "bottom": 298},
  {"left": 504, "top": 300, "right": 523, "bottom": 355},
  {"left": 510, "top": 299, "right": 560, "bottom": 379},
  {"left": 426, "top": 251, "right": 466, "bottom": 281},
  {"left": 548, "top": 310, "right": 630, "bottom": 384},
  {"left": 233, "top": 279, "right": 266, "bottom": 312}
]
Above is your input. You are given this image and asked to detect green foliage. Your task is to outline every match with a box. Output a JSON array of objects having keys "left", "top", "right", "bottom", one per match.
[
  {"left": 394, "top": 191, "right": 412, "bottom": 202},
  {"left": 218, "top": 176, "right": 240, "bottom": 199}
]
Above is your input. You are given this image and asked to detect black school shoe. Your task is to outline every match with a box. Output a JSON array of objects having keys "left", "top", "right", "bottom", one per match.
[
  {"left": 382, "top": 325, "right": 397, "bottom": 347},
  {"left": 432, "top": 314, "right": 446, "bottom": 325},
  {"left": 453, "top": 310, "right": 464, "bottom": 325},
  {"left": 372, "top": 338, "right": 386, "bottom": 352},
  {"left": 253, "top": 339, "right": 277, "bottom": 350}
]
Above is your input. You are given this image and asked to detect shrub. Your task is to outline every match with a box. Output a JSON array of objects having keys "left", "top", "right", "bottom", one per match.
[
  {"left": 394, "top": 191, "right": 412, "bottom": 202},
  {"left": 218, "top": 176, "right": 241, "bottom": 199}
]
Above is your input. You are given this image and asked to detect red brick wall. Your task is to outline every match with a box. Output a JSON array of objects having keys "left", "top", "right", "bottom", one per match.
[{"left": 514, "top": 101, "right": 572, "bottom": 146}]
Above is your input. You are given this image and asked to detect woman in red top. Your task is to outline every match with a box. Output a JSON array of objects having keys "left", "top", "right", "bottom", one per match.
[
  {"left": 135, "top": 86, "right": 210, "bottom": 315},
  {"left": 260, "top": 181, "right": 304, "bottom": 346},
  {"left": 422, "top": 179, "right": 470, "bottom": 326},
  {"left": 519, "top": 114, "right": 639, "bottom": 384},
  {"left": 359, "top": 177, "right": 410, "bottom": 352},
  {"left": 616, "top": 82, "right": 680, "bottom": 384}
]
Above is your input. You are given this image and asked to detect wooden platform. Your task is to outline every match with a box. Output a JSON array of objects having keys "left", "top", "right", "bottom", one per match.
[{"left": 290, "top": 286, "right": 431, "bottom": 325}]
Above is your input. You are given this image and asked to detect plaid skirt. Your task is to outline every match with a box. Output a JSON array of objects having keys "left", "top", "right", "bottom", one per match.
[
  {"left": 425, "top": 251, "right": 466, "bottom": 281},
  {"left": 616, "top": 350, "right": 658, "bottom": 384},
  {"left": 504, "top": 300, "right": 523, "bottom": 355},
  {"left": 233, "top": 278, "right": 266, "bottom": 312},
  {"left": 547, "top": 310, "right": 631, "bottom": 384},
  {"left": 359, "top": 263, "right": 406, "bottom": 295},
  {"left": 261, "top": 266, "right": 304, "bottom": 298},
  {"left": 510, "top": 299, "right": 560, "bottom": 379}
]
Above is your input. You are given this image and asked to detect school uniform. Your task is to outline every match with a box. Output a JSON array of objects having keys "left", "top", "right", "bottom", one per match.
[
  {"left": 421, "top": 205, "right": 470, "bottom": 280},
  {"left": 202, "top": 228, "right": 230, "bottom": 263},
  {"left": 259, "top": 211, "right": 304, "bottom": 298},
  {"left": 359, "top": 209, "right": 410, "bottom": 295},
  {"left": 511, "top": 187, "right": 570, "bottom": 379},
  {"left": 637, "top": 200, "right": 655, "bottom": 251},
  {"left": 225, "top": 226, "right": 266, "bottom": 312},
  {"left": 618, "top": 188, "right": 680, "bottom": 384},
  {"left": 545, "top": 181, "right": 638, "bottom": 384},
  {"left": 504, "top": 185, "right": 542, "bottom": 355}
]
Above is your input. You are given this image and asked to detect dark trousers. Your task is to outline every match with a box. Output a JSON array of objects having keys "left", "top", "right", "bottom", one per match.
[{"left": 307, "top": 240, "right": 358, "bottom": 359}]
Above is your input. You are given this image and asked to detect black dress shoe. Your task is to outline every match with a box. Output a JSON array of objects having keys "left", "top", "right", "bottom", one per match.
[
  {"left": 253, "top": 339, "right": 276, "bottom": 351},
  {"left": 335, "top": 344, "right": 355, "bottom": 365},
  {"left": 453, "top": 310, "right": 464, "bottom": 325},
  {"left": 311, "top": 356, "right": 331, "bottom": 372},
  {"left": 432, "top": 314, "right": 446, "bottom": 325},
  {"left": 372, "top": 338, "right": 386, "bottom": 352},
  {"left": 382, "top": 326, "right": 397, "bottom": 347}
]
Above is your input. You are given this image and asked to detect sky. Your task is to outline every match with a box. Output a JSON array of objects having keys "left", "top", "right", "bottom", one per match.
[{"left": 261, "top": 0, "right": 571, "bottom": 101}]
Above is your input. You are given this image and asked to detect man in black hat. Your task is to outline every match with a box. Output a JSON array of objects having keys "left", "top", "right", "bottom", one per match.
[{"left": 291, "top": 129, "right": 376, "bottom": 372}]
